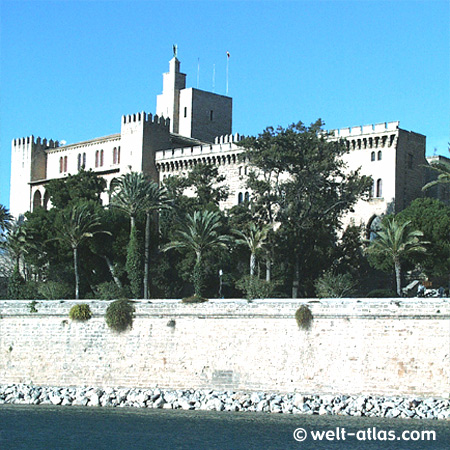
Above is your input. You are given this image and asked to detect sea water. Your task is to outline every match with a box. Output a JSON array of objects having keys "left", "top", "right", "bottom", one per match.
[{"left": 0, "top": 405, "right": 449, "bottom": 450}]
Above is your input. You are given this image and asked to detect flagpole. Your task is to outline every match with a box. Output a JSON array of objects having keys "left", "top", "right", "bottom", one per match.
[{"left": 226, "top": 52, "right": 230, "bottom": 95}]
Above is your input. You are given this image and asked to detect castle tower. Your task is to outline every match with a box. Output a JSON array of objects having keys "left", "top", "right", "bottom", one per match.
[
  {"left": 10, "top": 136, "right": 52, "bottom": 219},
  {"left": 156, "top": 57, "right": 186, "bottom": 135},
  {"left": 156, "top": 55, "right": 232, "bottom": 143}
]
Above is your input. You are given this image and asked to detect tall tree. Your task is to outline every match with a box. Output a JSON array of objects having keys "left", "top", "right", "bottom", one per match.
[
  {"left": 163, "top": 210, "right": 231, "bottom": 298},
  {"left": 233, "top": 222, "right": 271, "bottom": 276},
  {"left": 54, "top": 204, "right": 111, "bottom": 299},
  {"left": 143, "top": 182, "right": 171, "bottom": 299},
  {"left": 110, "top": 172, "right": 152, "bottom": 231},
  {"left": 366, "top": 216, "right": 427, "bottom": 296},
  {"left": 0, "top": 205, "right": 13, "bottom": 235},
  {"left": 240, "top": 120, "right": 372, "bottom": 297}
]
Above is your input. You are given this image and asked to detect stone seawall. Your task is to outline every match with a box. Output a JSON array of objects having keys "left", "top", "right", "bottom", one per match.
[{"left": 0, "top": 299, "right": 449, "bottom": 398}]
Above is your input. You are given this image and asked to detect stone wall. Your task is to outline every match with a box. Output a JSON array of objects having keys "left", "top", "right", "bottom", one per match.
[{"left": 0, "top": 299, "right": 448, "bottom": 397}]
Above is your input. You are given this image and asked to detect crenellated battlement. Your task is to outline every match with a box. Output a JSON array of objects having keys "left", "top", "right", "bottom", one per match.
[
  {"left": 121, "top": 111, "right": 170, "bottom": 128},
  {"left": 156, "top": 133, "right": 245, "bottom": 162},
  {"left": 331, "top": 121, "right": 400, "bottom": 138},
  {"left": 214, "top": 133, "right": 244, "bottom": 144},
  {"left": 12, "top": 136, "right": 59, "bottom": 149}
]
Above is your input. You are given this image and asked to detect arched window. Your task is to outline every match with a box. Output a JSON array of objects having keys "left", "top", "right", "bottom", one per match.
[
  {"left": 376, "top": 179, "right": 382, "bottom": 198},
  {"left": 371, "top": 151, "right": 375, "bottom": 161},
  {"left": 63, "top": 156, "right": 68, "bottom": 172},
  {"left": 244, "top": 192, "right": 250, "bottom": 202},
  {"left": 238, "top": 192, "right": 243, "bottom": 204},
  {"left": 59, "top": 157, "right": 63, "bottom": 173},
  {"left": 82, "top": 152, "right": 86, "bottom": 168},
  {"left": 77, "top": 154, "right": 81, "bottom": 171},
  {"left": 32, "top": 191, "right": 42, "bottom": 211},
  {"left": 113, "top": 147, "right": 117, "bottom": 164},
  {"left": 95, "top": 150, "right": 99, "bottom": 168},
  {"left": 117, "top": 147, "right": 120, "bottom": 164},
  {"left": 377, "top": 151, "right": 382, "bottom": 161},
  {"left": 100, "top": 150, "right": 104, "bottom": 167}
]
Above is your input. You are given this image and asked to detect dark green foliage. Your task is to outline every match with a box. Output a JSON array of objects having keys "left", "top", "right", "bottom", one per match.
[
  {"left": 314, "top": 271, "right": 355, "bottom": 298},
  {"left": 240, "top": 120, "right": 372, "bottom": 297},
  {"left": 105, "top": 299, "right": 135, "bottom": 332},
  {"left": 366, "top": 289, "right": 398, "bottom": 298},
  {"left": 182, "top": 295, "right": 208, "bottom": 303},
  {"left": 295, "top": 304, "right": 313, "bottom": 330},
  {"left": 236, "top": 275, "right": 276, "bottom": 300},
  {"left": 69, "top": 303, "right": 92, "bottom": 321},
  {"left": 95, "top": 281, "right": 131, "bottom": 300},
  {"left": 7, "top": 265, "right": 25, "bottom": 299},
  {"left": 396, "top": 198, "right": 450, "bottom": 278},
  {"left": 6, "top": 266, "right": 37, "bottom": 299},
  {"left": 38, "top": 281, "right": 72, "bottom": 300},
  {"left": 46, "top": 169, "right": 106, "bottom": 209},
  {"left": 126, "top": 227, "right": 144, "bottom": 298}
]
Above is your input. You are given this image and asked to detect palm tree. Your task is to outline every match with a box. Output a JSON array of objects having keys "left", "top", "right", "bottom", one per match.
[
  {"left": 423, "top": 158, "right": 450, "bottom": 191},
  {"left": 110, "top": 172, "right": 153, "bottom": 232},
  {"left": 233, "top": 222, "right": 271, "bottom": 276},
  {"left": 0, "top": 205, "right": 13, "bottom": 235},
  {"left": 54, "top": 204, "right": 111, "bottom": 299},
  {"left": 143, "top": 182, "right": 171, "bottom": 299},
  {"left": 111, "top": 172, "right": 171, "bottom": 298},
  {"left": 366, "top": 217, "right": 427, "bottom": 296},
  {"left": 163, "top": 210, "right": 231, "bottom": 298}
]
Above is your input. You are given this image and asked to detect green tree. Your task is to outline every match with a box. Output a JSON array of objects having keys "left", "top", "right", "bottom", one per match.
[
  {"left": 110, "top": 172, "right": 152, "bottom": 231},
  {"left": 54, "top": 204, "right": 111, "bottom": 299},
  {"left": 422, "top": 150, "right": 450, "bottom": 191},
  {"left": 0, "top": 205, "right": 12, "bottom": 235},
  {"left": 396, "top": 198, "right": 450, "bottom": 278},
  {"left": 163, "top": 210, "right": 231, "bottom": 298},
  {"left": 143, "top": 182, "right": 171, "bottom": 299},
  {"left": 366, "top": 216, "right": 428, "bottom": 296},
  {"left": 46, "top": 168, "right": 106, "bottom": 208},
  {"left": 233, "top": 222, "right": 271, "bottom": 276},
  {"left": 241, "top": 120, "right": 372, "bottom": 297},
  {"left": 126, "top": 226, "right": 144, "bottom": 298}
]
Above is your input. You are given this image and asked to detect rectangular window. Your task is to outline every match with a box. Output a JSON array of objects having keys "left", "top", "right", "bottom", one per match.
[
  {"left": 210, "top": 110, "right": 214, "bottom": 121},
  {"left": 184, "top": 107, "right": 187, "bottom": 118}
]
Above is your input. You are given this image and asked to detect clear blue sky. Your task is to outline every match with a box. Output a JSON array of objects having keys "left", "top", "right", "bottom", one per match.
[{"left": 1, "top": 0, "right": 449, "bottom": 210}]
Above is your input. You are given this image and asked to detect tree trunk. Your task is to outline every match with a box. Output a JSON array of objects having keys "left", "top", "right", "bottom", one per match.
[
  {"left": 103, "top": 255, "right": 122, "bottom": 288},
  {"left": 250, "top": 252, "right": 256, "bottom": 277},
  {"left": 394, "top": 258, "right": 402, "bottom": 297},
  {"left": 265, "top": 255, "right": 271, "bottom": 282},
  {"left": 144, "top": 212, "right": 150, "bottom": 299},
  {"left": 73, "top": 246, "right": 80, "bottom": 300},
  {"left": 292, "top": 257, "right": 300, "bottom": 298}
]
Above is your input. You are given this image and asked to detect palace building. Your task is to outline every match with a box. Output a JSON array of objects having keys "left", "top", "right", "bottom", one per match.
[{"left": 10, "top": 55, "right": 436, "bottom": 231}]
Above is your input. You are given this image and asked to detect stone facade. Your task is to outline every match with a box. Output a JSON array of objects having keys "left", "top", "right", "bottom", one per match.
[
  {"left": 10, "top": 55, "right": 435, "bottom": 230},
  {"left": 0, "top": 299, "right": 449, "bottom": 397}
]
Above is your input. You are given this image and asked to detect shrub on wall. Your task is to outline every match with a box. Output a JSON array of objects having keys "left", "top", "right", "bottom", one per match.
[
  {"left": 295, "top": 304, "right": 313, "bottom": 330},
  {"left": 69, "top": 303, "right": 92, "bottom": 321},
  {"left": 105, "top": 299, "right": 135, "bottom": 332}
]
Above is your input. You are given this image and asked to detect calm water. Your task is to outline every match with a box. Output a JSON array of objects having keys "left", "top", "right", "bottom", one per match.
[{"left": 0, "top": 405, "right": 449, "bottom": 450}]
